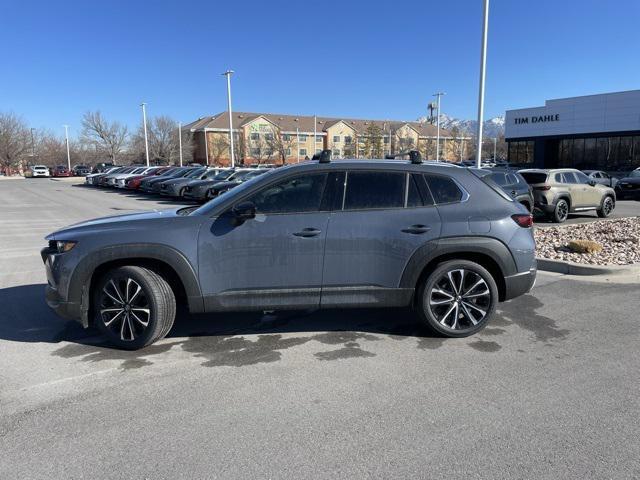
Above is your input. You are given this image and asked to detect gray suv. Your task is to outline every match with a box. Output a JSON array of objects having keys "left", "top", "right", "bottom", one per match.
[{"left": 42, "top": 155, "right": 537, "bottom": 349}]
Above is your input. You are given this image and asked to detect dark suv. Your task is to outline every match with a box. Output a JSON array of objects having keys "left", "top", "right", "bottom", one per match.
[{"left": 42, "top": 154, "right": 536, "bottom": 349}]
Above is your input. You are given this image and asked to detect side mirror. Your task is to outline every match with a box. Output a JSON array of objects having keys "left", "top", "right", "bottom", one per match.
[
  {"left": 588, "top": 179, "right": 597, "bottom": 186},
  {"left": 231, "top": 201, "right": 256, "bottom": 225}
]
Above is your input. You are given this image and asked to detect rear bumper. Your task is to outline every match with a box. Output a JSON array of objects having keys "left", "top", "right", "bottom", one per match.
[{"left": 503, "top": 266, "right": 537, "bottom": 301}]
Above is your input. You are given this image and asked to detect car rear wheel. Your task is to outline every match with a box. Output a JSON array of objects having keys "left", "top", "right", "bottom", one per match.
[
  {"left": 551, "top": 199, "right": 569, "bottom": 223},
  {"left": 597, "top": 196, "right": 614, "bottom": 218},
  {"left": 93, "top": 266, "right": 176, "bottom": 350},
  {"left": 416, "top": 260, "right": 498, "bottom": 337}
]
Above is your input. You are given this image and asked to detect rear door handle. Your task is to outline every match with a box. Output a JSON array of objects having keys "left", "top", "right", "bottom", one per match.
[
  {"left": 293, "top": 227, "right": 322, "bottom": 238},
  {"left": 402, "top": 224, "right": 431, "bottom": 234}
]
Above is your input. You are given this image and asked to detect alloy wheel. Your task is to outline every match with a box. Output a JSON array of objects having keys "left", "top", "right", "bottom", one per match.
[
  {"left": 603, "top": 197, "right": 613, "bottom": 216},
  {"left": 99, "top": 277, "right": 151, "bottom": 342},
  {"left": 428, "top": 268, "right": 492, "bottom": 331},
  {"left": 557, "top": 201, "right": 568, "bottom": 221}
]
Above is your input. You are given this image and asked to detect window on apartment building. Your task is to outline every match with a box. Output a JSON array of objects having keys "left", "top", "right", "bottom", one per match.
[
  {"left": 299, "top": 134, "right": 307, "bottom": 142},
  {"left": 344, "top": 136, "right": 352, "bottom": 145},
  {"left": 358, "top": 137, "right": 366, "bottom": 144},
  {"left": 316, "top": 135, "right": 323, "bottom": 142},
  {"left": 383, "top": 137, "right": 390, "bottom": 144},
  {"left": 332, "top": 149, "right": 340, "bottom": 158},
  {"left": 286, "top": 148, "right": 291, "bottom": 156},
  {"left": 299, "top": 148, "right": 307, "bottom": 156},
  {"left": 333, "top": 135, "right": 340, "bottom": 143},
  {"left": 283, "top": 134, "right": 291, "bottom": 141},
  {"left": 264, "top": 133, "right": 273, "bottom": 141},
  {"left": 250, "top": 148, "right": 261, "bottom": 156},
  {"left": 250, "top": 133, "right": 260, "bottom": 141}
]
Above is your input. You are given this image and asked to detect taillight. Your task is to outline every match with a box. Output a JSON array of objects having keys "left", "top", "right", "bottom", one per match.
[
  {"left": 534, "top": 185, "right": 551, "bottom": 191},
  {"left": 511, "top": 213, "right": 533, "bottom": 228}
]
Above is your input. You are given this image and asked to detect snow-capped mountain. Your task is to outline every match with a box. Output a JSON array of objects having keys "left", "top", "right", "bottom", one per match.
[{"left": 417, "top": 114, "right": 505, "bottom": 138}]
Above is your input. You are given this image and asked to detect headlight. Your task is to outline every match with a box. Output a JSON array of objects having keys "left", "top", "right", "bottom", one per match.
[{"left": 55, "top": 240, "right": 77, "bottom": 253}]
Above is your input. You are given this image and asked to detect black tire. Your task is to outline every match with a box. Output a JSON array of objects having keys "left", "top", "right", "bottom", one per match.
[
  {"left": 93, "top": 266, "right": 176, "bottom": 350},
  {"left": 597, "top": 195, "right": 614, "bottom": 218},
  {"left": 415, "top": 260, "right": 499, "bottom": 338},
  {"left": 551, "top": 198, "right": 569, "bottom": 223}
]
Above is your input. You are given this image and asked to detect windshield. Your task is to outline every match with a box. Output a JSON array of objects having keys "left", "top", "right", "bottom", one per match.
[
  {"left": 629, "top": 170, "right": 640, "bottom": 178},
  {"left": 213, "top": 170, "right": 234, "bottom": 180},
  {"left": 190, "top": 169, "right": 277, "bottom": 216}
]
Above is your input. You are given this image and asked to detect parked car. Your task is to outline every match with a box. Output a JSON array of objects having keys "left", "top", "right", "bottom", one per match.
[
  {"left": 519, "top": 168, "right": 616, "bottom": 223},
  {"left": 159, "top": 167, "right": 211, "bottom": 197},
  {"left": 99, "top": 166, "right": 138, "bottom": 187},
  {"left": 85, "top": 166, "right": 124, "bottom": 186},
  {"left": 583, "top": 170, "right": 618, "bottom": 188},
  {"left": 182, "top": 169, "right": 250, "bottom": 202},
  {"left": 147, "top": 167, "right": 197, "bottom": 194},
  {"left": 472, "top": 168, "right": 534, "bottom": 212},
  {"left": 138, "top": 167, "right": 186, "bottom": 192},
  {"left": 42, "top": 153, "right": 536, "bottom": 349},
  {"left": 72, "top": 165, "right": 91, "bottom": 176},
  {"left": 106, "top": 166, "right": 153, "bottom": 188},
  {"left": 52, "top": 165, "right": 72, "bottom": 177},
  {"left": 29, "top": 165, "right": 50, "bottom": 178},
  {"left": 614, "top": 168, "right": 640, "bottom": 199},
  {"left": 92, "top": 163, "right": 115, "bottom": 174},
  {"left": 125, "top": 167, "right": 172, "bottom": 190},
  {"left": 203, "top": 169, "right": 270, "bottom": 201}
]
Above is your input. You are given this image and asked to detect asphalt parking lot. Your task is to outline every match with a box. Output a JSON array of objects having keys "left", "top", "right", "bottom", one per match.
[{"left": 1, "top": 178, "right": 639, "bottom": 479}]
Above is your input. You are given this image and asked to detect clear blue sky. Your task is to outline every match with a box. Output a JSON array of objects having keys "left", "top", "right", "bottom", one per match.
[{"left": 2, "top": 0, "right": 638, "bottom": 138}]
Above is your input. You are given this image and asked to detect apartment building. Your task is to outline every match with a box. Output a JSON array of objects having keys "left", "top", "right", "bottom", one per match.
[{"left": 185, "top": 112, "right": 465, "bottom": 165}]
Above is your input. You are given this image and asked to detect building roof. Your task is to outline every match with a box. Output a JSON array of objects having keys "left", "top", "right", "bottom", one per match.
[{"left": 184, "top": 112, "right": 454, "bottom": 138}]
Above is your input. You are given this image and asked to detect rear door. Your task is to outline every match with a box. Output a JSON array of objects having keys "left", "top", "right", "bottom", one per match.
[{"left": 321, "top": 170, "right": 441, "bottom": 307}]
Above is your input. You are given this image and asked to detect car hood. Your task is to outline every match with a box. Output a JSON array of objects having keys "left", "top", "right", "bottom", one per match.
[
  {"left": 617, "top": 177, "right": 640, "bottom": 184},
  {"left": 46, "top": 209, "right": 184, "bottom": 240}
]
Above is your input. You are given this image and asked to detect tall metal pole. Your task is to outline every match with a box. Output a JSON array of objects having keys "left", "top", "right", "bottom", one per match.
[
  {"left": 475, "top": 0, "right": 490, "bottom": 168},
  {"left": 63, "top": 125, "right": 71, "bottom": 170},
  {"left": 222, "top": 70, "right": 235, "bottom": 168},
  {"left": 313, "top": 115, "right": 317, "bottom": 156},
  {"left": 296, "top": 127, "right": 300, "bottom": 162},
  {"left": 203, "top": 128, "right": 209, "bottom": 165},
  {"left": 178, "top": 122, "right": 183, "bottom": 167},
  {"left": 433, "top": 93, "right": 445, "bottom": 161},
  {"left": 30, "top": 128, "right": 36, "bottom": 160},
  {"left": 140, "top": 102, "right": 150, "bottom": 167},
  {"left": 493, "top": 137, "right": 497, "bottom": 161}
]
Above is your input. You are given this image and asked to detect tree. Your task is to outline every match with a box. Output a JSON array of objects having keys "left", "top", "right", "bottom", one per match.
[
  {"left": 129, "top": 115, "right": 195, "bottom": 165},
  {"left": 362, "top": 124, "right": 383, "bottom": 158},
  {"left": 266, "top": 129, "right": 296, "bottom": 165},
  {"left": 396, "top": 132, "right": 416, "bottom": 153},
  {"left": 81, "top": 111, "right": 128, "bottom": 164},
  {"left": 0, "top": 112, "right": 30, "bottom": 173},
  {"left": 210, "top": 134, "right": 230, "bottom": 164}
]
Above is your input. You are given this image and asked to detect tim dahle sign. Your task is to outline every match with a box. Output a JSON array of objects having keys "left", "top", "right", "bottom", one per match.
[{"left": 514, "top": 114, "right": 559, "bottom": 125}]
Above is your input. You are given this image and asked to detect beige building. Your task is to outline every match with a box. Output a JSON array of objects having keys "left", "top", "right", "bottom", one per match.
[{"left": 185, "top": 112, "right": 468, "bottom": 166}]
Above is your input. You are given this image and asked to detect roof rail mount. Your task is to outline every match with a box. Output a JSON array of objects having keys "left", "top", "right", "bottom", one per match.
[
  {"left": 385, "top": 150, "right": 422, "bottom": 164},
  {"left": 313, "top": 149, "right": 332, "bottom": 163}
]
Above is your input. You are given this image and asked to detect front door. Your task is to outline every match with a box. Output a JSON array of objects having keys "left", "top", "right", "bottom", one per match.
[
  {"left": 198, "top": 172, "right": 331, "bottom": 311},
  {"left": 321, "top": 171, "right": 442, "bottom": 307}
]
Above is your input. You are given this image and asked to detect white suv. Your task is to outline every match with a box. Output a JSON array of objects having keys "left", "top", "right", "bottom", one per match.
[{"left": 30, "top": 165, "right": 50, "bottom": 177}]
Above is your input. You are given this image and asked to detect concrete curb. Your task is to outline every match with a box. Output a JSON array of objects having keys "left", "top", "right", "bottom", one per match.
[{"left": 536, "top": 257, "right": 640, "bottom": 276}]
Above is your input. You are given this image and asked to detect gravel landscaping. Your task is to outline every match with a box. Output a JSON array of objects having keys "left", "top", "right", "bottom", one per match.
[{"left": 535, "top": 217, "right": 640, "bottom": 265}]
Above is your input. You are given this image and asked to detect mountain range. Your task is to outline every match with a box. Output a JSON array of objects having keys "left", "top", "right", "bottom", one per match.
[{"left": 416, "top": 114, "right": 505, "bottom": 138}]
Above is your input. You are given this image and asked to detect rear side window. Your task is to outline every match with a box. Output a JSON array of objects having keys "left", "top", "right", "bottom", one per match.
[
  {"left": 406, "top": 174, "right": 424, "bottom": 207},
  {"left": 424, "top": 175, "right": 463, "bottom": 204},
  {"left": 489, "top": 172, "right": 510, "bottom": 186},
  {"left": 344, "top": 171, "right": 405, "bottom": 210},
  {"left": 520, "top": 172, "right": 548, "bottom": 184}
]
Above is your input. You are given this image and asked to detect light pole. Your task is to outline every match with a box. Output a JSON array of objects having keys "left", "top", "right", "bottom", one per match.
[
  {"left": 30, "top": 128, "right": 36, "bottom": 162},
  {"left": 296, "top": 127, "right": 300, "bottom": 162},
  {"left": 140, "top": 102, "right": 150, "bottom": 167},
  {"left": 63, "top": 125, "right": 71, "bottom": 170},
  {"left": 313, "top": 115, "right": 317, "bottom": 155},
  {"left": 493, "top": 137, "right": 497, "bottom": 161},
  {"left": 432, "top": 92, "right": 445, "bottom": 161},
  {"left": 178, "top": 122, "right": 183, "bottom": 167},
  {"left": 475, "top": 0, "right": 490, "bottom": 168},
  {"left": 222, "top": 70, "right": 235, "bottom": 168}
]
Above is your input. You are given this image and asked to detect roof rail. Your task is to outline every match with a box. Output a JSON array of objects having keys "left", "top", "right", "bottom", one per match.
[
  {"left": 384, "top": 150, "right": 422, "bottom": 164},
  {"left": 312, "top": 149, "right": 332, "bottom": 163}
]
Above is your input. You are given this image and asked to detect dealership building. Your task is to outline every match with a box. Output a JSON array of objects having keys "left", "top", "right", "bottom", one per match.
[{"left": 505, "top": 90, "right": 640, "bottom": 172}]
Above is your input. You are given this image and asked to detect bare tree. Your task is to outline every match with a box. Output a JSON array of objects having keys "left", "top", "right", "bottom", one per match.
[
  {"left": 81, "top": 111, "right": 128, "bottom": 163},
  {"left": 0, "top": 112, "right": 30, "bottom": 173},
  {"left": 130, "top": 115, "right": 194, "bottom": 165},
  {"left": 396, "top": 132, "right": 416, "bottom": 153},
  {"left": 266, "top": 129, "right": 296, "bottom": 165},
  {"left": 209, "top": 134, "right": 229, "bottom": 165}
]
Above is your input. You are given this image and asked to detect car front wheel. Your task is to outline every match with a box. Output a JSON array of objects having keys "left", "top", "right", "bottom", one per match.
[
  {"left": 551, "top": 199, "right": 569, "bottom": 223},
  {"left": 416, "top": 260, "right": 498, "bottom": 337},
  {"left": 597, "top": 195, "right": 614, "bottom": 218},
  {"left": 93, "top": 266, "right": 176, "bottom": 350}
]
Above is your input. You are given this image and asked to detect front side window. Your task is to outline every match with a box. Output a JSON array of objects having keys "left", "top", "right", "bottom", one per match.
[
  {"left": 424, "top": 175, "right": 463, "bottom": 204},
  {"left": 562, "top": 172, "right": 579, "bottom": 184},
  {"left": 344, "top": 171, "right": 405, "bottom": 210},
  {"left": 574, "top": 171, "right": 591, "bottom": 184},
  {"left": 247, "top": 173, "right": 328, "bottom": 214}
]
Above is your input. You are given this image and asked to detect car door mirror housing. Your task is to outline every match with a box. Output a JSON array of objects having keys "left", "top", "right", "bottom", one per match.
[
  {"left": 231, "top": 201, "right": 256, "bottom": 224},
  {"left": 588, "top": 179, "right": 597, "bottom": 186}
]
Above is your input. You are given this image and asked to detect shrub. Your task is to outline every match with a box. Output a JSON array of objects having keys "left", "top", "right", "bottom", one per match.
[{"left": 567, "top": 240, "right": 603, "bottom": 254}]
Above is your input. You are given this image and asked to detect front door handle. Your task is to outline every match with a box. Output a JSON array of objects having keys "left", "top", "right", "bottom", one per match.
[
  {"left": 293, "top": 227, "right": 322, "bottom": 238},
  {"left": 402, "top": 224, "right": 431, "bottom": 234}
]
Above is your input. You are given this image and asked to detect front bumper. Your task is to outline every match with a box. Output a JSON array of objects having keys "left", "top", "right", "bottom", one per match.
[
  {"left": 503, "top": 266, "right": 537, "bottom": 301},
  {"left": 42, "top": 247, "right": 85, "bottom": 325}
]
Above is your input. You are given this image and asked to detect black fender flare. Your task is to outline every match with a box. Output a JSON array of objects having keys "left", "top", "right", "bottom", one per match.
[
  {"left": 399, "top": 237, "right": 517, "bottom": 289},
  {"left": 68, "top": 243, "right": 203, "bottom": 326}
]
